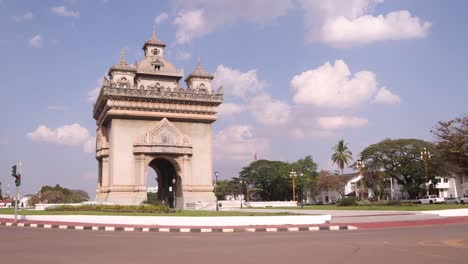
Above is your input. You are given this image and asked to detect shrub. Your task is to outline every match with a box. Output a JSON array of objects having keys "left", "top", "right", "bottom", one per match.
[
  {"left": 46, "top": 204, "right": 174, "bottom": 213},
  {"left": 384, "top": 200, "right": 402, "bottom": 206},
  {"left": 337, "top": 197, "right": 358, "bottom": 207}
]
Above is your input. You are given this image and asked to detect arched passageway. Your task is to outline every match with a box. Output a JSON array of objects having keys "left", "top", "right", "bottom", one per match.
[{"left": 147, "top": 158, "right": 181, "bottom": 208}]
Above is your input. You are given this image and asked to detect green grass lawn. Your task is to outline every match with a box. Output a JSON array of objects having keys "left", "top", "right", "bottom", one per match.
[
  {"left": 0, "top": 208, "right": 296, "bottom": 217},
  {"left": 257, "top": 204, "right": 468, "bottom": 211}
]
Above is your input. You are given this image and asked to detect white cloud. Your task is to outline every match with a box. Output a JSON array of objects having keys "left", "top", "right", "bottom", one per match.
[
  {"left": 155, "top": 12, "right": 169, "bottom": 24},
  {"left": 174, "top": 9, "right": 207, "bottom": 45},
  {"left": 29, "top": 34, "right": 42, "bottom": 48},
  {"left": 318, "top": 116, "right": 368, "bottom": 130},
  {"left": 299, "top": 0, "right": 431, "bottom": 47},
  {"left": 213, "top": 125, "right": 269, "bottom": 161},
  {"left": 213, "top": 65, "right": 267, "bottom": 99},
  {"left": 175, "top": 50, "right": 191, "bottom": 61},
  {"left": 50, "top": 6, "right": 80, "bottom": 17},
  {"left": 82, "top": 137, "right": 96, "bottom": 153},
  {"left": 27, "top": 123, "right": 94, "bottom": 153},
  {"left": 88, "top": 77, "right": 104, "bottom": 103},
  {"left": 289, "top": 127, "right": 334, "bottom": 139},
  {"left": 173, "top": 0, "right": 293, "bottom": 44},
  {"left": 213, "top": 65, "right": 290, "bottom": 125},
  {"left": 321, "top": 11, "right": 431, "bottom": 47},
  {"left": 291, "top": 60, "right": 399, "bottom": 109},
  {"left": 218, "top": 102, "right": 243, "bottom": 117},
  {"left": 373, "top": 87, "right": 401, "bottom": 104},
  {"left": 248, "top": 94, "right": 290, "bottom": 125},
  {"left": 12, "top": 12, "right": 33, "bottom": 22}
]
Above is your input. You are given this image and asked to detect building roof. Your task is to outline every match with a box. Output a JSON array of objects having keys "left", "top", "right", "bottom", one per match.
[
  {"left": 0, "top": 198, "right": 14, "bottom": 203},
  {"left": 185, "top": 59, "right": 214, "bottom": 81},
  {"left": 143, "top": 28, "right": 166, "bottom": 48},
  {"left": 110, "top": 49, "right": 136, "bottom": 72}
]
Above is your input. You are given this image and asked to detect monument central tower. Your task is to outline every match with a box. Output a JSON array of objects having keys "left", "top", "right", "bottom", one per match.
[{"left": 92, "top": 30, "right": 223, "bottom": 209}]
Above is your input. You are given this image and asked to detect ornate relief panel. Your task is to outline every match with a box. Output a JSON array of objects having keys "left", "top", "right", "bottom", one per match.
[{"left": 133, "top": 118, "right": 192, "bottom": 155}]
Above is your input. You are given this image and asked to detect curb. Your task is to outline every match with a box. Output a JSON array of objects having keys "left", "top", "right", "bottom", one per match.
[{"left": 0, "top": 221, "right": 357, "bottom": 233}]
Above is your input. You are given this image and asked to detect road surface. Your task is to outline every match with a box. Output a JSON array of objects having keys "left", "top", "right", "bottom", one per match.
[{"left": 1, "top": 223, "right": 467, "bottom": 264}]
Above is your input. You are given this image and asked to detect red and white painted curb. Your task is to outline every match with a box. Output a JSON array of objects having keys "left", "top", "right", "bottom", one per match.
[{"left": 0, "top": 219, "right": 357, "bottom": 233}]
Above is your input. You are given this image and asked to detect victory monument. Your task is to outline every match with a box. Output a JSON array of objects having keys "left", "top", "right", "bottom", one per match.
[{"left": 92, "top": 30, "right": 223, "bottom": 209}]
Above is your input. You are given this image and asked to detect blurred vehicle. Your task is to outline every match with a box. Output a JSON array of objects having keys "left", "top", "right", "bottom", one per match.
[
  {"left": 444, "top": 197, "right": 459, "bottom": 204},
  {"left": 419, "top": 195, "right": 444, "bottom": 204},
  {"left": 459, "top": 196, "right": 468, "bottom": 204}
]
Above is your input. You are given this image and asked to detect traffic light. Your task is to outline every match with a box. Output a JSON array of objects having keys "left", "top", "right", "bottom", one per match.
[
  {"left": 11, "top": 165, "right": 17, "bottom": 177},
  {"left": 15, "top": 175, "right": 21, "bottom": 187}
]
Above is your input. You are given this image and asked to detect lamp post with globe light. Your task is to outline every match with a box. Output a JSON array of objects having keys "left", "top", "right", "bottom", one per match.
[
  {"left": 420, "top": 148, "right": 431, "bottom": 196},
  {"left": 289, "top": 169, "right": 297, "bottom": 202},
  {"left": 300, "top": 172, "right": 304, "bottom": 208},
  {"left": 172, "top": 178, "right": 176, "bottom": 209},
  {"left": 214, "top": 171, "right": 219, "bottom": 211}
]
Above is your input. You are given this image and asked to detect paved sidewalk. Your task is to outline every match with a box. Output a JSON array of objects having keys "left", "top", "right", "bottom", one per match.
[{"left": 226, "top": 208, "right": 445, "bottom": 223}]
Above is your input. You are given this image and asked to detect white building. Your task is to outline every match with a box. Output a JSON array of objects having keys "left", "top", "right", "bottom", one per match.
[
  {"left": 315, "top": 172, "right": 468, "bottom": 201},
  {"left": 434, "top": 174, "right": 468, "bottom": 198}
]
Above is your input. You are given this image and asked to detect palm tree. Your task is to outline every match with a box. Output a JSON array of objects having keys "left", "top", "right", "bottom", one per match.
[{"left": 331, "top": 139, "right": 353, "bottom": 176}]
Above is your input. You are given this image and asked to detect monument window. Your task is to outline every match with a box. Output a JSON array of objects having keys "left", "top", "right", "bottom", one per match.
[
  {"left": 154, "top": 65, "right": 161, "bottom": 71},
  {"left": 152, "top": 48, "right": 159, "bottom": 55}
]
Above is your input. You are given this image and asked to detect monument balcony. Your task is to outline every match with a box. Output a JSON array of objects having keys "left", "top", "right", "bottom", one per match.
[{"left": 93, "top": 85, "right": 223, "bottom": 124}]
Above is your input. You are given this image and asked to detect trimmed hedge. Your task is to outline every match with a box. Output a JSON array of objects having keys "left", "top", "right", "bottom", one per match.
[
  {"left": 337, "top": 198, "right": 358, "bottom": 207},
  {"left": 46, "top": 204, "right": 174, "bottom": 213}
]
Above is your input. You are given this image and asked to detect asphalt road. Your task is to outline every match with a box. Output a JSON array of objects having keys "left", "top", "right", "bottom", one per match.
[{"left": 1, "top": 224, "right": 468, "bottom": 264}]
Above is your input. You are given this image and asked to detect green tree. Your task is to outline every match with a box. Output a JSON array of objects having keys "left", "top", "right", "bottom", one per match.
[
  {"left": 431, "top": 115, "right": 468, "bottom": 176},
  {"left": 29, "top": 185, "right": 89, "bottom": 205},
  {"left": 239, "top": 157, "right": 319, "bottom": 201},
  {"left": 332, "top": 139, "right": 353, "bottom": 176},
  {"left": 290, "top": 156, "right": 319, "bottom": 201},
  {"left": 360, "top": 139, "right": 447, "bottom": 198},
  {"left": 214, "top": 179, "right": 229, "bottom": 200},
  {"left": 239, "top": 159, "right": 292, "bottom": 201},
  {"left": 362, "top": 171, "right": 387, "bottom": 201}
]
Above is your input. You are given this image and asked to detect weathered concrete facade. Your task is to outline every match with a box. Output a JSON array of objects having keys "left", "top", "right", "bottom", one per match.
[{"left": 92, "top": 30, "right": 222, "bottom": 209}]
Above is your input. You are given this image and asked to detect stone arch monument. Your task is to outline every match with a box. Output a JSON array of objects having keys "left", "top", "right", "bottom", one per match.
[{"left": 93, "top": 29, "right": 223, "bottom": 209}]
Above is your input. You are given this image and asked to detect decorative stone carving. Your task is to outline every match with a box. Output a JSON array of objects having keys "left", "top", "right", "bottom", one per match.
[{"left": 135, "top": 118, "right": 192, "bottom": 146}]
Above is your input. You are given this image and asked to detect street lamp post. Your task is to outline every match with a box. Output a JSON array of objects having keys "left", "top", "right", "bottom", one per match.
[
  {"left": 289, "top": 169, "right": 297, "bottom": 202},
  {"left": 245, "top": 179, "right": 250, "bottom": 202},
  {"left": 300, "top": 172, "right": 304, "bottom": 209},
  {"left": 385, "top": 178, "right": 394, "bottom": 200},
  {"left": 239, "top": 179, "right": 244, "bottom": 208},
  {"left": 214, "top": 171, "right": 219, "bottom": 211},
  {"left": 356, "top": 160, "right": 366, "bottom": 200},
  {"left": 172, "top": 178, "right": 176, "bottom": 209},
  {"left": 420, "top": 148, "right": 431, "bottom": 196}
]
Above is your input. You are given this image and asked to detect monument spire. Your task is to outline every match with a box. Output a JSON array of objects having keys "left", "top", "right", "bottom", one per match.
[
  {"left": 152, "top": 25, "right": 157, "bottom": 41},
  {"left": 120, "top": 48, "right": 127, "bottom": 65}
]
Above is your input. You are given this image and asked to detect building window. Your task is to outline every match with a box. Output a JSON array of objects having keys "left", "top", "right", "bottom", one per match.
[{"left": 444, "top": 177, "right": 448, "bottom": 183}]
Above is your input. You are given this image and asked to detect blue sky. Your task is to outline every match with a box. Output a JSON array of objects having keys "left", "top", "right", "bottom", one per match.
[{"left": 0, "top": 0, "right": 467, "bottom": 198}]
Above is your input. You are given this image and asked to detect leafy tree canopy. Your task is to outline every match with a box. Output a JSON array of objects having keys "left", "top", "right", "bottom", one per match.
[
  {"left": 29, "top": 184, "right": 89, "bottom": 205},
  {"left": 332, "top": 139, "right": 353, "bottom": 175},
  {"left": 431, "top": 115, "right": 468, "bottom": 176},
  {"left": 238, "top": 156, "right": 319, "bottom": 201},
  {"left": 360, "top": 138, "right": 447, "bottom": 198}
]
